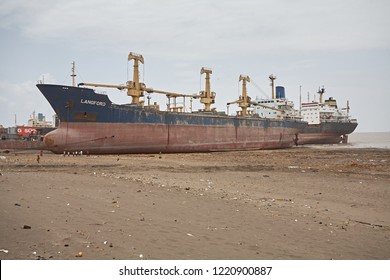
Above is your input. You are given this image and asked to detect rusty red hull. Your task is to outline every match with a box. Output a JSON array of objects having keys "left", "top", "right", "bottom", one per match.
[{"left": 45, "top": 122, "right": 301, "bottom": 154}]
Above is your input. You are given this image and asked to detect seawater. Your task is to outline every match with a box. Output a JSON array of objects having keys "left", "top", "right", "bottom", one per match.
[{"left": 348, "top": 132, "right": 390, "bottom": 149}]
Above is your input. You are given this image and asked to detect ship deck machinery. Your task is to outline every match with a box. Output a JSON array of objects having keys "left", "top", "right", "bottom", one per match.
[
  {"left": 252, "top": 76, "right": 357, "bottom": 145},
  {"left": 252, "top": 74, "right": 302, "bottom": 121},
  {"left": 37, "top": 52, "right": 307, "bottom": 154},
  {"left": 298, "top": 87, "right": 358, "bottom": 145}
]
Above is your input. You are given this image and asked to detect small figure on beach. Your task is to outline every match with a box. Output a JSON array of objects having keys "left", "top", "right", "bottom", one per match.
[{"left": 36, "top": 154, "right": 40, "bottom": 164}]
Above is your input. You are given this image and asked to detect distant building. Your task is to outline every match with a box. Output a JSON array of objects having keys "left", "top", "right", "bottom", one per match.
[
  {"left": 1, "top": 112, "right": 56, "bottom": 140},
  {"left": 27, "top": 111, "right": 54, "bottom": 127}
]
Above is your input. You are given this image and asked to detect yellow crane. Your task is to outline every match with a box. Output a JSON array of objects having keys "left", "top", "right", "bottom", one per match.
[
  {"left": 227, "top": 74, "right": 285, "bottom": 117},
  {"left": 198, "top": 67, "right": 216, "bottom": 112},
  {"left": 79, "top": 52, "right": 147, "bottom": 105},
  {"left": 79, "top": 52, "right": 200, "bottom": 111},
  {"left": 227, "top": 75, "right": 252, "bottom": 116}
]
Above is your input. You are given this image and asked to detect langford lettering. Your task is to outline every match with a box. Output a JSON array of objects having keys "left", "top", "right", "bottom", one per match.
[{"left": 80, "top": 99, "right": 106, "bottom": 106}]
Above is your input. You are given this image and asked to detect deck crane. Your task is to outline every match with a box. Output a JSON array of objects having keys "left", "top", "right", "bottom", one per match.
[
  {"left": 79, "top": 52, "right": 200, "bottom": 110},
  {"left": 227, "top": 75, "right": 251, "bottom": 116},
  {"left": 79, "top": 52, "right": 146, "bottom": 105},
  {"left": 198, "top": 67, "right": 216, "bottom": 112},
  {"left": 227, "top": 75, "right": 285, "bottom": 117}
]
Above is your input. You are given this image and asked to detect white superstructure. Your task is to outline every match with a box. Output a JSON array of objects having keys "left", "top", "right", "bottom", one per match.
[
  {"left": 252, "top": 75, "right": 301, "bottom": 120},
  {"left": 254, "top": 98, "right": 300, "bottom": 120},
  {"left": 300, "top": 88, "right": 357, "bottom": 125}
]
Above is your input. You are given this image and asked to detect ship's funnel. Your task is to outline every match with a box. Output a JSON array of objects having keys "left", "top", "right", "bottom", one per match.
[{"left": 276, "top": 86, "right": 285, "bottom": 99}]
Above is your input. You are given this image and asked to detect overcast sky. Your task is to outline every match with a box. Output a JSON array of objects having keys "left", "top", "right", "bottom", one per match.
[{"left": 1, "top": 0, "right": 389, "bottom": 132}]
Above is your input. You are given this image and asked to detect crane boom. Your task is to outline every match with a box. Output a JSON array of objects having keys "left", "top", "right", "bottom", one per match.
[
  {"left": 227, "top": 100, "right": 285, "bottom": 113},
  {"left": 78, "top": 83, "right": 199, "bottom": 99},
  {"left": 145, "top": 88, "right": 199, "bottom": 98},
  {"left": 78, "top": 82, "right": 129, "bottom": 90},
  {"left": 251, "top": 101, "right": 285, "bottom": 113}
]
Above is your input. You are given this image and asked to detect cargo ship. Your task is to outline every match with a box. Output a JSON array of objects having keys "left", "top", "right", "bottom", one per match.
[
  {"left": 298, "top": 87, "right": 358, "bottom": 144},
  {"left": 36, "top": 53, "right": 307, "bottom": 154}
]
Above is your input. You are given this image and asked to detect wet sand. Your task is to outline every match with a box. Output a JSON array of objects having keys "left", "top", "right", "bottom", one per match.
[{"left": 0, "top": 146, "right": 389, "bottom": 260}]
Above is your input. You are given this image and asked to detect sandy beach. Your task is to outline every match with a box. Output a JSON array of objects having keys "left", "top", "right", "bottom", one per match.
[{"left": 0, "top": 146, "right": 389, "bottom": 260}]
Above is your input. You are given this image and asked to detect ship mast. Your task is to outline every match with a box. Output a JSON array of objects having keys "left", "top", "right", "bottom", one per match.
[
  {"left": 317, "top": 87, "right": 325, "bottom": 104},
  {"left": 71, "top": 61, "right": 76, "bottom": 87},
  {"left": 269, "top": 74, "right": 276, "bottom": 99}
]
